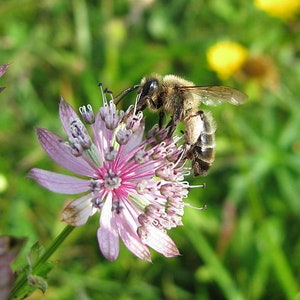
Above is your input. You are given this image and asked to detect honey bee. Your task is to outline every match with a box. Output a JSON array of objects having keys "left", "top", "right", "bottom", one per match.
[{"left": 115, "top": 74, "right": 247, "bottom": 176}]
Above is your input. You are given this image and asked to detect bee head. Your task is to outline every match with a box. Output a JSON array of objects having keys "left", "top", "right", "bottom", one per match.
[
  {"left": 140, "top": 78, "right": 159, "bottom": 97},
  {"left": 137, "top": 77, "right": 161, "bottom": 111}
]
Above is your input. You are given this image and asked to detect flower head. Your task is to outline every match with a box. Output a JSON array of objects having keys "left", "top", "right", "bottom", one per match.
[
  {"left": 28, "top": 89, "right": 192, "bottom": 262},
  {"left": 254, "top": 0, "right": 300, "bottom": 21},
  {"left": 206, "top": 41, "right": 248, "bottom": 80}
]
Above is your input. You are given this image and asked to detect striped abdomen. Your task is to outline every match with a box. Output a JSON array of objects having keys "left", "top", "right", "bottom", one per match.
[{"left": 185, "top": 110, "right": 216, "bottom": 176}]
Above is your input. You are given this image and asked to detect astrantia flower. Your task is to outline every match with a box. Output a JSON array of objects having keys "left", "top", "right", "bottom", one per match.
[{"left": 28, "top": 89, "right": 192, "bottom": 262}]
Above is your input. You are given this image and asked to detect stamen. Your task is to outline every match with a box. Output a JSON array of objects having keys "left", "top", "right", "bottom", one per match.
[
  {"left": 98, "top": 83, "right": 108, "bottom": 106},
  {"left": 79, "top": 104, "right": 95, "bottom": 124},
  {"left": 132, "top": 89, "right": 143, "bottom": 116},
  {"left": 68, "top": 138, "right": 83, "bottom": 156},
  {"left": 99, "top": 100, "right": 121, "bottom": 130},
  {"left": 188, "top": 183, "right": 206, "bottom": 189},
  {"left": 89, "top": 179, "right": 101, "bottom": 191},
  {"left": 105, "top": 146, "right": 118, "bottom": 161},
  {"left": 126, "top": 113, "right": 143, "bottom": 132},
  {"left": 104, "top": 112, "right": 120, "bottom": 130},
  {"left": 69, "top": 118, "right": 91, "bottom": 148},
  {"left": 170, "top": 148, "right": 186, "bottom": 169},
  {"left": 91, "top": 197, "right": 104, "bottom": 209},
  {"left": 104, "top": 169, "right": 121, "bottom": 190},
  {"left": 134, "top": 149, "right": 149, "bottom": 164},
  {"left": 112, "top": 201, "right": 122, "bottom": 214},
  {"left": 184, "top": 203, "right": 207, "bottom": 210},
  {"left": 116, "top": 129, "right": 131, "bottom": 145}
]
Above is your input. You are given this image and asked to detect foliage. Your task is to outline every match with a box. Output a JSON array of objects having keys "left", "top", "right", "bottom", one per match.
[{"left": 1, "top": 0, "right": 299, "bottom": 299}]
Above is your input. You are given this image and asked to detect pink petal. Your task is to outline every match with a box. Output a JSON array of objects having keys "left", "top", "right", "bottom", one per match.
[
  {"left": 61, "top": 194, "right": 94, "bottom": 226},
  {"left": 116, "top": 208, "right": 151, "bottom": 262},
  {"left": 138, "top": 225, "right": 180, "bottom": 258},
  {"left": 28, "top": 168, "right": 90, "bottom": 194},
  {"left": 97, "top": 195, "right": 120, "bottom": 262},
  {"left": 37, "top": 128, "right": 96, "bottom": 176},
  {"left": 59, "top": 97, "right": 80, "bottom": 136}
]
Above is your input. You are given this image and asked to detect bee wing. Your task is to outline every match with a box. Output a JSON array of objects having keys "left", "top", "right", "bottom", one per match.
[{"left": 180, "top": 86, "right": 248, "bottom": 106}]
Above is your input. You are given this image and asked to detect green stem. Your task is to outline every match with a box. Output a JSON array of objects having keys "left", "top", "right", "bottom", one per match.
[{"left": 10, "top": 225, "right": 75, "bottom": 299}]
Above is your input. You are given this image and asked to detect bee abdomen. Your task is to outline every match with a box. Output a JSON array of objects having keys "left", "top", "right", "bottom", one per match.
[
  {"left": 191, "top": 145, "right": 215, "bottom": 176},
  {"left": 186, "top": 111, "right": 216, "bottom": 176},
  {"left": 199, "top": 133, "right": 215, "bottom": 147}
]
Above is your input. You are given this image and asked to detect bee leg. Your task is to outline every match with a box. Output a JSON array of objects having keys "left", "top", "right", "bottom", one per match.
[
  {"left": 165, "top": 116, "right": 177, "bottom": 136},
  {"left": 173, "top": 104, "right": 182, "bottom": 123},
  {"left": 163, "top": 103, "right": 182, "bottom": 135},
  {"left": 158, "top": 110, "right": 165, "bottom": 128}
]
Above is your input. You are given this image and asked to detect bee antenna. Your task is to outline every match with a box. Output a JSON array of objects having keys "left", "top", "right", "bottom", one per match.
[{"left": 114, "top": 84, "right": 140, "bottom": 106}]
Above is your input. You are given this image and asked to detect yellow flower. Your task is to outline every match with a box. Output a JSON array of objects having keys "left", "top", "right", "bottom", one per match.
[
  {"left": 206, "top": 41, "right": 248, "bottom": 80},
  {"left": 254, "top": 0, "right": 300, "bottom": 21}
]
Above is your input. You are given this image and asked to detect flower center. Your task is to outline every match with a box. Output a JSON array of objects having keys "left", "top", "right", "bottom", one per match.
[{"left": 104, "top": 169, "right": 121, "bottom": 190}]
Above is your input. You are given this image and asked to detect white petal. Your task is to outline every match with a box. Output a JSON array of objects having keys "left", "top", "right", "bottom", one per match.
[
  {"left": 97, "top": 195, "right": 120, "bottom": 262},
  {"left": 61, "top": 194, "right": 94, "bottom": 226},
  {"left": 138, "top": 225, "right": 180, "bottom": 258},
  {"left": 27, "top": 168, "right": 90, "bottom": 194}
]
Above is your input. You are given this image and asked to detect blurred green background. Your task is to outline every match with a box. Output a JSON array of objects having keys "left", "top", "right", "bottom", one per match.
[{"left": 1, "top": 0, "right": 300, "bottom": 299}]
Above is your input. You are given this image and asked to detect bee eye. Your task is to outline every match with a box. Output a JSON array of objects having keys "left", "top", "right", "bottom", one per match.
[{"left": 141, "top": 79, "right": 159, "bottom": 98}]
